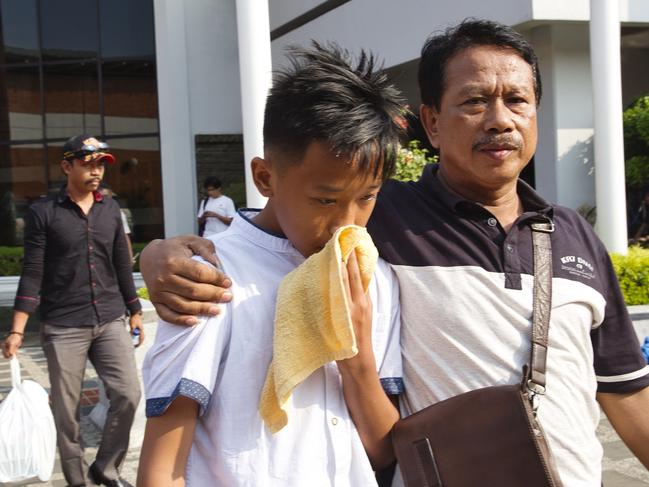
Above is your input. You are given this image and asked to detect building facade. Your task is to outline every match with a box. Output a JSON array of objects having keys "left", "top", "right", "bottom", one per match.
[
  {"left": 0, "top": 0, "right": 162, "bottom": 246},
  {"left": 1, "top": 0, "right": 648, "bottom": 250}
]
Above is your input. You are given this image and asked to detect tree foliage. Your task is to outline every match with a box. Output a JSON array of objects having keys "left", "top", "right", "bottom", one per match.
[
  {"left": 623, "top": 94, "right": 649, "bottom": 188},
  {"left": 393, "top": 140, "right": 438, "bottom": 182}
]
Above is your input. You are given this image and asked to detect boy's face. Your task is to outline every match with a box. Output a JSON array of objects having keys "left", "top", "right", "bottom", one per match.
[
  {"left": 205, "top": 186, "right": 220, "bottom": 198},
  {"left": 267, "top": 141, "right": 383, "bottom": 257}
]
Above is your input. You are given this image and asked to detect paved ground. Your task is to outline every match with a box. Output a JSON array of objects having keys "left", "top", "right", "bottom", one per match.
[{"left": 1, "top": 305, "right": 648, "bottom": 486}]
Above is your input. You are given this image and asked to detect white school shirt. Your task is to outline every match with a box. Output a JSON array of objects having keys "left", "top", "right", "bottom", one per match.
[
  {"left": 197, "top": 195, "right": 236, "bottom": 236},
  {"left": 120, "top": 210, "right": 130, "bottom": 234},
  {"left": 143, "top": 211, "right": 404, "bottom": 487}
]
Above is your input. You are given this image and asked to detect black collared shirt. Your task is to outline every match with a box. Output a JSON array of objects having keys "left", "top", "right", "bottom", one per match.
[{"left": 14, "top": 185, "right": 141, "bottom": 326}]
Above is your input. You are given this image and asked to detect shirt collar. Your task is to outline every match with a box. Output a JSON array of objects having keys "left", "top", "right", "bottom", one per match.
[
  {"left": 419, "top": 164, "right": 553, "bottom": 221},
  {"left": 231, "top": 209, "right": 301, "bottom": 256},
  {"left": 57, "top": 184, "right": 104, "bottom": 204}
]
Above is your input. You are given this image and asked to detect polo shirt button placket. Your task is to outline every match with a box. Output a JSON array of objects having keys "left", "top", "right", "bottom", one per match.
[{"left": 324, "top": 363, "right": 348, "bottom": 476}]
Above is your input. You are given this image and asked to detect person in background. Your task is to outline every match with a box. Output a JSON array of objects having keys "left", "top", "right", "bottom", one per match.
[
  {"left": 100, "top": 184, "right": 135, "bottom": 266},
  {"left": 197, "top": 177, "right": 236, "bottom": 237},
  {"left": 2, "top": 134, "right": 143, "bottom": 487}
]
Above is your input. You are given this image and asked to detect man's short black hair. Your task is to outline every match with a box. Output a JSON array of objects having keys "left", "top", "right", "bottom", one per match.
[
  {"left": 203, "top": 177, "right": 222, "bottom": 190},
  {"left": 263, "top": 42, "right": 406, "bottom": 181},
  {"left": 418, "top": 19, "right": 542, "bottom": 110}
]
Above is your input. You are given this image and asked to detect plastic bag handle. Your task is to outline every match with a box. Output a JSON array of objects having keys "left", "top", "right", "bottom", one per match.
[{"left": 10, "top": 355, "right": 22, "bottom": 389}]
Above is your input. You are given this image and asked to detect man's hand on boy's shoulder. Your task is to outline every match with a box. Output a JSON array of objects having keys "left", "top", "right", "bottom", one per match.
[{"left": 140, "top": 235, "right": 233, "bottom": 326}]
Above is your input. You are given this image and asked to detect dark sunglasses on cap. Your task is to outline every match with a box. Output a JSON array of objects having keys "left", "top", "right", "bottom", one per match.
[{"left": 64, "top": 142, "right": 111, "bottom": 160}]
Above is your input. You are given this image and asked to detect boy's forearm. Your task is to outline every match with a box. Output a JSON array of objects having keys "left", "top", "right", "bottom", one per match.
[
  {"left": 138, "top": 469, "right": 185, "bottom": 487},
  {"left": 338, "top": 366, "right": 399, "bottom": 470},
  {"left": 137, "top": 397, "right": 198, "bottom": 487}
]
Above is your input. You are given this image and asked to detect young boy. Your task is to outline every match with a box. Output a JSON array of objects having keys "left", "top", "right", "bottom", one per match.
[
  {"left": 197, "top": 176, "right": 236, "bottom": 237},
  {"left": 138, "top": 44, "right": 405, "bottom": 486}
]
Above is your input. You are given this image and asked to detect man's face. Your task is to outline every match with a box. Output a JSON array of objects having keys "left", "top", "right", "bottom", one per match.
[
  {"left": 420, "top": 45, "right": 538, "bottom": 196},
  {"left": 266, "top": 141, "right": 382, "bottom": 258},
  {"left": 61, "top": 158, "right": 105, "bottom": 193}
]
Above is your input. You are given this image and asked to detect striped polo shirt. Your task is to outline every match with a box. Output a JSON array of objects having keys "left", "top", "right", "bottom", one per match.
[{"left": 368, "top": 164, "right": 649, "bottom": 486}]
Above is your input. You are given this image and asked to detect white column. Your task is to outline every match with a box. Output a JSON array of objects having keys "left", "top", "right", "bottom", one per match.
[
  {"left": 153, "top": 0, "right": 197, "bottom": 237},
  {"left": 235, "top": 0, "right": 271, "bottom": 208},
  {"left": 589, "top": 0, "right": 628, "bottom": 254}
]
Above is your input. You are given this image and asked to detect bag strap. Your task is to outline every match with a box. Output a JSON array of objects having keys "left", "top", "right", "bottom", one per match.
[
  {"left": 10, "top": 355, "right": 22, "bottom": 389},
  {"left": 526, "top": 221, "right": 554, "bottom": 411}
]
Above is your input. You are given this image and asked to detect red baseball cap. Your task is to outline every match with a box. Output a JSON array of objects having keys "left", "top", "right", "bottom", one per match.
[{"left": 62, "top": 134, "right": 116, "bottom": 164}]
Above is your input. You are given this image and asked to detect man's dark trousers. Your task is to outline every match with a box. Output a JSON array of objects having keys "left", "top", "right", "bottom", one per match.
[{"left": 41, "top": 315, "right": 140, "bottom": 486}]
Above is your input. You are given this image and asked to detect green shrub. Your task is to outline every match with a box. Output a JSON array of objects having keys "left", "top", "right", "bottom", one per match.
[
  {"left": 393, "top": 140, "right": 438, "bottom": 182},
  {"left": 137, "top": 287, "right": 150, "bottom": 300},
  {"left": 625, "top": 155, "right": 649, "bottom": 189},
  {"left": 611, "top": 246, "right": 649, "bottom": 305},
  {"left": 0, "top": 246, "right": 23, "bottom": 276}
]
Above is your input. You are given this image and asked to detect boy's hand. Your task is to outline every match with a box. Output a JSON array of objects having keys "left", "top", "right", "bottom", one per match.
[
  {"left": 338, "top": 249, "right": 375, "bottom": 374},
  {"left": 336, "top": 250, "right": 399, "bottom": 470},
  {"left": 140, "top": 236, "right": 233, "bottom": 326}
]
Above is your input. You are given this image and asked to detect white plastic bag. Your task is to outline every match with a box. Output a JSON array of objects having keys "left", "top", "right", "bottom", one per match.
[{"left": 0, "top": 356, "right": 56, "bottom": 485}]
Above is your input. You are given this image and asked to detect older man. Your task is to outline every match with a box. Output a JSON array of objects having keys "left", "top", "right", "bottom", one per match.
[{"left": 139, "top": 20, "right": 649, "bottom": 485}]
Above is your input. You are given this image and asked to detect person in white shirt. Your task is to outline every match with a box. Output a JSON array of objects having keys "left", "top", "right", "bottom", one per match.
[
  {"left": 100, "top": 184, "right": 135, "bottom": 266},
  {"left": 197, "top": 177, "right": 236, "bottom": 237},
  {"left": 137, "top": 43, "right": 406, "bottom": 487}
]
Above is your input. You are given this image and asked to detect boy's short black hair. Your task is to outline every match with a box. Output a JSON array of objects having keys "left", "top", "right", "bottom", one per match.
[
  {"left": 419, "top": 19, "right": 542, "bottom": 110},
  {"left": 264, "top": 42, "right": 406, "bottom": 181},
  {"left": 203, "top": 177, "right": 222, "bottom": 190}
]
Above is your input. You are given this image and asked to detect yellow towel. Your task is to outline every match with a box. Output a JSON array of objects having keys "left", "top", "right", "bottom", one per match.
[{"left": 259, "top": 225, "right": 378, "bottom": 433}]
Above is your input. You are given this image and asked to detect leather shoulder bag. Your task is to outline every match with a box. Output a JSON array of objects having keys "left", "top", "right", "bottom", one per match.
[{"left": 391, "top": 221, "right": 564, "bottom": 487}]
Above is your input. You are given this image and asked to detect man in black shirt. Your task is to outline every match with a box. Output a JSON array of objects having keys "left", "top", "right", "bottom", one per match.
[{"left": 2, "top": 134, "right": 143, "bottom": 487}]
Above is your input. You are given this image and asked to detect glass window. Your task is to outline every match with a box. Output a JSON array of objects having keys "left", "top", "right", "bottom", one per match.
[
  {"left": 0, "top": 0, "right": 162, "bottom": 250},
  {"left": 40, "top": 0, "right": 99, "bottom": 61},
  {"left": 43, "top": 62, "right": 100, "bottom": 140},
  {"left": 0, "top": 0, "right": 39, "bottom": 63},
  {"left": 99, "top": 0, "right": 155, "bottom": 59},
  {"left": 0, "top": 143, "right": 47, "bottom": 245},
  {"left": 102, "top": 136, "right": 163, "bottom": 242},
  {"left": 0, "top": 65, "right": 42, "bottom": 142},
  {"left": 45, "top": 140, "right": 66, "bottom": 191},
  {"left": 102, "top": 60, "right": 158, "bottom": 136}
]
